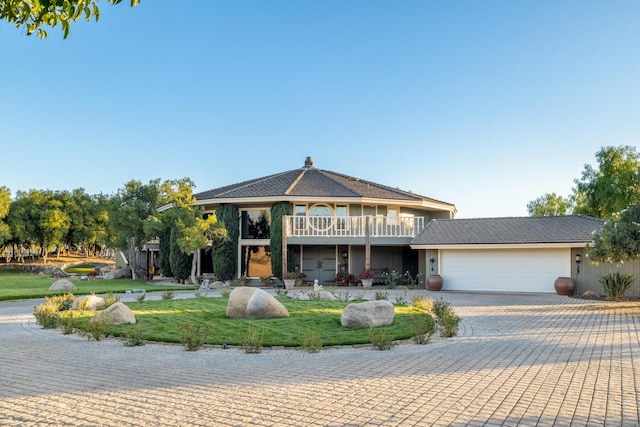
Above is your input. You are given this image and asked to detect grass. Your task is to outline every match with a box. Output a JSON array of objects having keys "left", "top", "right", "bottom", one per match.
[
  {"left": 62, "top": 297, "right": 426, "bottom": 347},
  {"left": 0, "top": 269, "right": 196, "bottom": 301}
]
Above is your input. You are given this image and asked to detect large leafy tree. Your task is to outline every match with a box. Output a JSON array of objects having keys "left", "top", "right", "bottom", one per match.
[
  {"left": 108, "top": 179, "right": 160, "bottom": 279},
  {"left": 572, "top": 145, "right": 640, "bottom": 220},
  {"left": 527, "top": 192, "right": 570, "bottom": 217},
  {"left": 0, "top": 0, "right": 139, "bottom": 39},
  {"left": 145, "top": 178, "right": 218, "bottom": 283},
  {"left": 587, "top": 203, "right": 640, "bottom": 264}
]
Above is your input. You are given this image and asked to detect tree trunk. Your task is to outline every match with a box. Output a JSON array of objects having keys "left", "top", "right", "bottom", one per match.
[
  {"left": 190, "top": 250, "right": 198, "bottom": 285},
  {"left": 128, "top": 239, "right": 137, "bottom": 280}
]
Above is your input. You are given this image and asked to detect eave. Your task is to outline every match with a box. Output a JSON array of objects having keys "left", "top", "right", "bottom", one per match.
[{"left": 410, "top": 242, "right": 588, "bottom": 250}]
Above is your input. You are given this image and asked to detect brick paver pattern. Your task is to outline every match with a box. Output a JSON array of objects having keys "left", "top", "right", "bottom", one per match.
[{"left": 1, "top": 291, "right": 639, "bottom": 426}]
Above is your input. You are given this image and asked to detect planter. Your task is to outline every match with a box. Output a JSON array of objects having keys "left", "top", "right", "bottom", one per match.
[
  {"left": 261, "top": 281, "right": 269, "bottom": 287},
  {"left": 361, "top": 279, "right": 373, "bottom": 290},
  {"left": 554, "top": 277, "right": 575, "bottom": 295},
  {"left": 239, "top": 281, "right": 247, "bottom": 287},
  {"left": 427, "top": 274, "right": 443, "bottom": 291},
  {"left": 284, "top": 279, "right": 295, "bottom": 290}
]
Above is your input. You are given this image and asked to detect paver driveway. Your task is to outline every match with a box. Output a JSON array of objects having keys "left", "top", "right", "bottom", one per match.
[{"left": 1, "top": 290, "right": 639, "bottom": 426}]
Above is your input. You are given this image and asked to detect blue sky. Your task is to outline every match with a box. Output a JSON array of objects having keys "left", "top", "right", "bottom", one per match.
[{"left": 1, "top": 1, "right": 638, "bottom": 218}]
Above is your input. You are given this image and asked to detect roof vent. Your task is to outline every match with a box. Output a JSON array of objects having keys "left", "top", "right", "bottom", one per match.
[{"left": 304, "top": 156, "right": 314, "bottom": 168}]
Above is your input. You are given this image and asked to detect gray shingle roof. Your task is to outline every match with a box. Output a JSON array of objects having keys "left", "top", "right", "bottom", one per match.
[
  {"left": 411, "top": 215, "right": 605, "bottom": 246},
  {"left": 194, "top": 157, "right": 454, "bottom": 207}
]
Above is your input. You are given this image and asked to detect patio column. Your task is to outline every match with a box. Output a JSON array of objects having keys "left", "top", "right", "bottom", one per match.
[
  {"left": 282, "top": 216, "right": 288, "bottom": 278},
  {"left": 365, "top": 215, "right": 371, "bottom": 270}
]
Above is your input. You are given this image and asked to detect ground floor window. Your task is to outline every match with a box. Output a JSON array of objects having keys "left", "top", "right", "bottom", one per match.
[{"left": 241, "top": 245, "right": 272, "bottom": 278}]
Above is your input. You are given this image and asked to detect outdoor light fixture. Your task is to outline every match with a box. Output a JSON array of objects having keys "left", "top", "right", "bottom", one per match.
[
  {"left": 575, "top": 253, "right": 581, "bottom": 274},
  {"left": 342, "top": 251, "right": 348, "bottom": 259},
  {"left": 430, "top": 257, "right": 435, "bottom": 272}
]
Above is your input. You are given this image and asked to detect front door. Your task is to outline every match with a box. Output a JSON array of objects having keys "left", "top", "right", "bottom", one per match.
[{"left": 302, "top": 246, "right": 336, "bottom": 284}]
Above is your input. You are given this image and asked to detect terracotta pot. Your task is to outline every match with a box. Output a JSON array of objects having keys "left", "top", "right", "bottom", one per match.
[
  {"left": 554, "top": 277, "right": 575, "bottom": 295},
  {"left": 240, "top": 281, "right": 247, "bottom": 287},
  {"left": 427, "top": 274, "right": 443, "bottom": 291}
]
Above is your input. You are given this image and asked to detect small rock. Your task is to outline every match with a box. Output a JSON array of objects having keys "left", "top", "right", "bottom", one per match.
[
  {"left": 582, "top": 290, "right": 600, "bottom": 298},
  {"left": 49, "top": 279, "right": 77, "bottom": 291},
  {"left": 73, "top": 294, "right": 105, "bottom": 311}
]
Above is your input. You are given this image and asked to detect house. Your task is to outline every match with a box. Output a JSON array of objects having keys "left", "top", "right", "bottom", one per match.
[
  {"left": 410, "top": 215, "right": 620, "bottom": 295},
  {"left": 189, "top": 156, "right": 456, "bottom": 284}
]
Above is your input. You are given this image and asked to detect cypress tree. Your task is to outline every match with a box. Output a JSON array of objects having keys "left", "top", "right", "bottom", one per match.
[{"left": 270, "top": 202, "right": 292, "bottom": 279}]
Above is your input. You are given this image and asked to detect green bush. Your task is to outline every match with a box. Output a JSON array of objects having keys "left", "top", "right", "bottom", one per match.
[
  {"left": 122, "top": 324, "right": 145, "bottom": 347},
  {"left": 598, "top": 272, "right": 635, "bottom": 301},
  {"left": 241, "top": 326, "right": 264, "bottom": 354},
  {"left": 374, "top": 290, "right": 389, "bottom": 300},
  {"left": 432, "top": 298, "right": 451, "bottom": 318},
  {"left": 437, "top": 306, "right": 462, "bottom": 337},
  {"left": 369, "top": 327, "right": 396, "bottom": 350},
  {"left": 81, "top": 314, "right": 112, "bottom": 341},
  {"left": 161, "top": 290, "right": 175, "bottom": 300},
  {"left": 180, "top": 322, "right": 210, "bottom": 351},
  {"left": 298, "top": 328, "right": 323, "bottom": 353},
  {"left": 412, "top": 313, "right": 436, "bottom": 344},
  {"left": 104, "top": 291, "right": 120, "bottom": 308}
]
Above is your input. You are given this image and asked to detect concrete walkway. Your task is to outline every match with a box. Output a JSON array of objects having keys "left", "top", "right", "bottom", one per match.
[{"left": 1, "top": 290, "right": 639, "bottom": 426}]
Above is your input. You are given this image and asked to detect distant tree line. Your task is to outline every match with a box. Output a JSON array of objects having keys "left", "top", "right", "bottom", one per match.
[{"left": 0, "top": 178, "right": 221, "bottom": 282}]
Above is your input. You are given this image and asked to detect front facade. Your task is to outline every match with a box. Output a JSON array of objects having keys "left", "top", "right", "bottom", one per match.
[{"left": 189, "top": 157, "right": 456, "bottom": 284}]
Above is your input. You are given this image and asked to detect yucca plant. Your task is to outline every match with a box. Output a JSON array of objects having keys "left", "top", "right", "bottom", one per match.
[{"left": 598, "top": 272, "right": 635, "bottom": 301}]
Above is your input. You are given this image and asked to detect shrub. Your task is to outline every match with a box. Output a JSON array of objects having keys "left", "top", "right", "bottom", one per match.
[
  {"left": 598, "top": 272, "right": 635, "bottom": 301},
  {"left": 33, "top": 296, "right": 64, "bottom": 328},
  {"left": 374, "top": 290, "right": 389, "bottom": 301},
  {"left": 437, "top": 306, "right": 462, "bottom": 337},
  {"left": 412, "top": 313, "right": 436, "bottom": 344},
  {"left": 220, "top": 287, "right": 231, "bottom": 298},
  {"left": 161, "top": 290, "right": 175, "bottom": 300},
  {"left": 394, "top": 291, "right": 408, "bottom": 306},
  {"left": 274, "top": 288, "right": 287, "bottom": 297},
  {"left": 298, "top": 328, "right": 323, "bottom": 353},
  {"left": 59, "top": 293, "right": 75, "bottom": 311},
  {"left": 432, "top": 298, "right": 451, "bottom": 318},
  {"left": 122, "top": 324, "right": 145, "bottom": 347},
  {"left": 381, "top": 270, "right": 401, "bottom": 289},
  {"left": 180, "top": 322, "right": 210, "bottom": 351},
  {"left": 135, "top": 293, "right": 146, "bottom": 302},
  {"left": 369, "top": 327, "right": 396, "bottom": 350},
  {"left": 82, "top": 314, "right": 112, "bottom": 341},
  {"left": 412, "top": 295, "right": 433, "bottom": 312},
  {"left": 194, "top": 288, "right": 208, "bottom": 298},
  {"left": 61, "top": 311, "right": 75, "bottom": 335},
  {"left": 104, "top": 292, "right": 120, "bottom": 308},
  {"left": 241, "top": 326, "right": 264, "bottom": 354}
]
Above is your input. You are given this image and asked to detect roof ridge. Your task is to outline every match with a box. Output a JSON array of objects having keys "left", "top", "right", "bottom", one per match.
[
  {"left": 214, "top": 170, "right": 297, "bottom": 198},
  {"left": 285, "top": 169, "right": 307, "bottom": 195},
  {"left": 319, "top": 169, "right": 428, "bottom": 201}
]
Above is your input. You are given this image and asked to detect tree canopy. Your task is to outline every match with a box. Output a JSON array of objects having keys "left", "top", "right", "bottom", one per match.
[
  {"left": 0, "top": 0, "right": 139, "bottom": 39},
  {"left": 526, "top": 192, "right": 570, "bottom": 217},
  {"left": 587, "top": 203, "right": 640, "bottom": 264},
  {"left": 527, "top": 145, "right": 640, "bottom": 220}
]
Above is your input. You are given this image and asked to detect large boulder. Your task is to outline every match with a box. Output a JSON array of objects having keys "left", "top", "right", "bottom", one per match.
[
  {"left": 226, "top": 287, "right": 289, "bottom": 319},
  {"left": 341, "top": 300, "right": 395, "bottom": 328},
  {"left": 104, "top": 268, "right": 130, "bottom": 280},
  {"left": 49, "top": 279, "right": 77, "bottom": 291},
  {"left": 93, "top": 302, "right": 136, "bottom": 325},
  {"left": 73, "top": 294, "right": 105, "bottom": 311}
]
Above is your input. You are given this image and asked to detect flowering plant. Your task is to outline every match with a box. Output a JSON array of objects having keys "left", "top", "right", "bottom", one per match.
[
  {"left": 294, "top": 272, "right": 307, "bottom": 280},
  {"left": 283, "top": 271, "right": 294, "bottom": 279},
  {"left": 359, "top": 268, "right": 374, "bottom": 280}
]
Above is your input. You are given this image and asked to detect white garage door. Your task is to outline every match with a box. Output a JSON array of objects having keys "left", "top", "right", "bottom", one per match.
[{"left": 440, "top": 248, "right": 570, "bottom": 293}]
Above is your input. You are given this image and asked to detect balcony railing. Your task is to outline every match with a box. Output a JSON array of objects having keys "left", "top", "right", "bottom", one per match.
[{"left": 285, "top": 215, "right": 425, "bottom": 238}]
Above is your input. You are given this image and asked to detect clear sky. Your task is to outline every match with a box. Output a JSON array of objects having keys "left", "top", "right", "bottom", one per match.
[{"left": 1, "top": 1, "right": 638, "bottom": 218}]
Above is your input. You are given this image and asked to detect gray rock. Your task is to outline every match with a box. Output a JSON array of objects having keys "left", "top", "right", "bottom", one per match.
[
  {"left": 94, "top": 302, "right": 136, "bottom": 325},
  {"left": 210, "top": 281, "right": 227, "bottom": 289},
  {"left": 582, "top": 290, "right": 600, "bottom": 298},
  {"left": 341, "top": 300, "right": 395, "bottom": 328},
  {"left": 73, "top": 294, "right": 105, "bottom": 311},
  {"left": 105, "top": 268, "right": 130, "bottom": 280},
  {"left": 226, "top": 287, "right": 289, "bottom": 319},
  {"left": 49, "top": 279, "right": 77, "bottom": 291}
]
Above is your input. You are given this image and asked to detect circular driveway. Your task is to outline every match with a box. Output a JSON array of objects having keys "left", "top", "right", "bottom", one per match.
[{"left": 1, "top": 291, "right": 639, "bottom": 426}]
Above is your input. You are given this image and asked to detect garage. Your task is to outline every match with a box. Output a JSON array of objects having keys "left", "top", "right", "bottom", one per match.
[
  {"left": 411, "top": 216, "right": 605, "bottom": 293},
  {"left": 440, "top": 248, "right": 570, "bottom": 292}
]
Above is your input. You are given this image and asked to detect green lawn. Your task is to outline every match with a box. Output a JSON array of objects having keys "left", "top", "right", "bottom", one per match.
[
  {"left": 65, "top": 297, "right": 426, "bottom": 347},
  {"left": 0, "top": 269, "right": 196, "bottom": 301}
]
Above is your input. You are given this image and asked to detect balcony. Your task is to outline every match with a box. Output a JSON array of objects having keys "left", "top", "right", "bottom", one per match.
[{"left": 285, "top": 215, "right": 425, "bottom": 239}]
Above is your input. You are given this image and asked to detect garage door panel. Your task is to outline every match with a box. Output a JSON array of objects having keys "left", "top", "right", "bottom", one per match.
[{"left": 441, "top": 249, "right": 570, "bottom": 293}]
